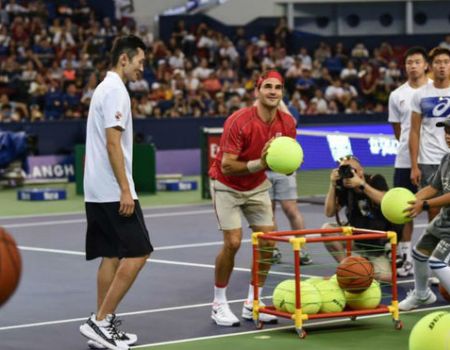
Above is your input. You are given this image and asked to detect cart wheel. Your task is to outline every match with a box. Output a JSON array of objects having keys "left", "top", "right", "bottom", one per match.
[
  {"left": 296, "top": 328, "right": 307, "bottom": 339},
  {"left": 350, "top": 316, "right": 357, "bottom": 321},
  {"left": 394, "top": 320, "right": 403, "bottom": 330}
]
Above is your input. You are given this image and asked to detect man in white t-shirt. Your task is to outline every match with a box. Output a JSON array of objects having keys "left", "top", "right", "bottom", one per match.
[
  {"left": 79, "top": 35, "right": 153, "bottom": 350},
  {"left": 388, "top": 47, "right": 429, "bottom": 277},
  {"left": 409, "top": 47, "right": 450, "bottom": 220}
]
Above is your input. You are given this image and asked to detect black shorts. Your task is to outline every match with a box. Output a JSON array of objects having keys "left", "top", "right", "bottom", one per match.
[
  {"left": 85, "top": 200, "right": 153, "bottom": 260},
  {"left": 393, "top": 168, "right": 417, "bottom": 193}
]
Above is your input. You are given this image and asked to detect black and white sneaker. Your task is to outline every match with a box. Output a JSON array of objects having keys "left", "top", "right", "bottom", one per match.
[
  {"left": 86, "top": 315, "right": 137, "bottom": 349},
  {"left": 80, "top": 314, "right": 129, "bottom": 350}
]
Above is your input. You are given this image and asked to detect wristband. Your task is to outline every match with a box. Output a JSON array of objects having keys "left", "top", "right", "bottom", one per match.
[
  {"left": 247, "top": 159, "right": 264, "bottom": 173},
  {"left": 422, "top": 200, "right": 430, "bottom": 211}
]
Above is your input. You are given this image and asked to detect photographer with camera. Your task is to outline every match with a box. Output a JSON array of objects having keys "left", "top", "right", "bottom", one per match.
[{"left": 322, "top": 155, "right": 402, "bottom": 282}]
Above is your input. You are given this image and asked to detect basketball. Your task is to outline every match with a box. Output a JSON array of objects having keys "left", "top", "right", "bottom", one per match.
[
  {"left": 439, "top": 283, "right": 450, "bottom": 302},
  {"left": 409, "top": 311, "right": 450, "bottom": 350},
  {"left": 0, "top": 227, "right": 22, "bottom": 307},
  {"left": 381, "top": 187, "right": 416, "bottom": 224},
  {"left": 336, "top": 256, "right": 374, "bottom": 293},
  {"left": 266, "top": 136, "right": 303, "bottom": 175}
]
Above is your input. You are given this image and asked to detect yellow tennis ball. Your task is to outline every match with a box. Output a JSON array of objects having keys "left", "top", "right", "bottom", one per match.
[
  {"left": 305, "top": 276, "right": 325, "bottom": 286},
  {"left": 409, "top": 311, "right": 450, "bottom": 350},
  {"left": 272, "top": 279, "right": 295, "bottom": 311},
  {"left": 284, "top": 281, "right": 322, "bottom": 314},
  {"left": 381, "top": 187, "right": 416, "bottom": 224},
  {"left": 266, "top": 136, "right": 303, "bottom": 175},
  {"left": 345, "top": 280, "right": 382, "bottom": 310},
  {"left": 316, "top": 280, "right": 346, "bottom": 313}
]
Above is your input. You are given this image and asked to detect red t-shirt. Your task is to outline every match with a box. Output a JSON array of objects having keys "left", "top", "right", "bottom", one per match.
[{"left": 209, "top": 106, "right": 297, "bottom": 191}]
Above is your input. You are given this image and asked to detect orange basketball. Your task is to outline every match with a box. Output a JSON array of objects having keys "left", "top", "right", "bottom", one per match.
[
  {"left": 336, "top": 256, "right": 374, "bottom": 293},
  {"left": 0, "top": 227, "right": 22, "bottom": 307},
  {"left": 439, "top": 283, "right": 450, "bottom": 303}
]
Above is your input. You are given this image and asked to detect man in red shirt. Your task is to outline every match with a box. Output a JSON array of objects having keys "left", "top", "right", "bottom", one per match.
[{"left": 209, "top": 70, "right": 296, "bottom": 326}]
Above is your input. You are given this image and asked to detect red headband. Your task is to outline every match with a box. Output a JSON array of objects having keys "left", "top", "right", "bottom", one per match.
[{"left": 256, "top": 71, "right": 284, "bottom": 89}]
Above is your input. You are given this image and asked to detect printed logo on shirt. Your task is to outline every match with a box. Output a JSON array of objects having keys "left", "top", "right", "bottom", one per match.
[
  {"left": 420, "top": 96, "right": 450, "bottom": 118},
  {"left": 115, "top": 111, "right": 122, "bottom": 120}
]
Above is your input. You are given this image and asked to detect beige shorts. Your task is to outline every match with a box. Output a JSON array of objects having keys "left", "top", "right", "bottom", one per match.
[{"left": 210, "top": 179, "right": 274, "bottom": 230}]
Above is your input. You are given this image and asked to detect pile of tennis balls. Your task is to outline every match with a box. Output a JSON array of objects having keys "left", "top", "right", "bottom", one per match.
[{"left": 272, "top": 275, "right": 382, "bottom": 314}]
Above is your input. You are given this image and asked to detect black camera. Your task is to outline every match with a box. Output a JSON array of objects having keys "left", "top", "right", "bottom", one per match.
[{"left": 338, "top": 164, "right": 354, "bottom": 179}]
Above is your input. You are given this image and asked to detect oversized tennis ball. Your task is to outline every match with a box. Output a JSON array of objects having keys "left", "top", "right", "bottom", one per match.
[
  {"left": 409, "top": 311, "right": 450, "bottom": 350},
  {"left": 316, "top": 280, "right": 346, "bottom": 313},
  {"left": 266, "top": 136, "right": 303, "bottom": 175},
  {"left": 272, "top": 279, "right": 295, "bottom": 311},
  {"left": 381, "top": 187, "right": 416, "bottom": 224},
  {"left": 284, "top": 281, "right": 322, "bottom": 314},
  {"left": 305, "top": 276, "right": 325, "bottom": 286},
  {"left": 345, "top": 280, "right": 382, "bottom": 310}
]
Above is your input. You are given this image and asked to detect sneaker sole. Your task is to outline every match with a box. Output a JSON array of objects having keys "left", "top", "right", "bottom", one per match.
[
  {"left": 211, "top": 315, "right": 240, "bottom": 327},
  {"left": 80, "top": 324, "right": 129, "bottom": 350}
]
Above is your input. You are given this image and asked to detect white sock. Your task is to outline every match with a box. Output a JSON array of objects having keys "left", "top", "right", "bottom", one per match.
[
  {"left": 214, "top": 286, "right": 227, "bottom": 304},
  {"left": 412, "top": 249, "right": 430, "bottom": 299},
  {"left": 247, "top": 284, "right": 263, "bottom": 302},
  {"left": 399, "top": 241, "right": 412, "bottom": 262},
  {"left": 430, "top": 260, "right": 450, "bottom": 293}
]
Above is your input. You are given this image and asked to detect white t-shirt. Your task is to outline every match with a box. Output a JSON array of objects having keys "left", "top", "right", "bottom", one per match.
[
  {"left": 84, "top": 71, "right": 137, "bottom": 202},
  {"left": 411, "top": 82, "right": 450, "bottom": 165},
  {"left": 388, "top": 80, "right": 431, "bottom": 168}
]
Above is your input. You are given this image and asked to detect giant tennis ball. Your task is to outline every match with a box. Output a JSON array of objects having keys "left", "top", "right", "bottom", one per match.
[
  {"left": 409, "top": 311, "right": 450, "bottom": 350},
  {"left": 266, "top": 136, "right": 303, "bottom": 175},
  {"left": 284, "top": 281, "right": 322, "bottom": 314},
  {"left": 381, "top": 187, "right": 416, "bottom": 224},
  {"left": 345, "top": 280, "right": 382, "bottom": 310},
  {"left": 272, "top": 279, "right": 295, "bottom": 311},
  {"left": 316, "top": 280, "right": 346, "bottom": 313}
]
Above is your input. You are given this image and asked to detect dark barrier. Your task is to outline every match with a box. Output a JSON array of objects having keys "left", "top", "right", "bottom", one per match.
[
  {"left": 75, "top": 143, "right": 156, "bottom": 195},
  {"left": 0, "top": 113, "right": 387, "bottom": 155}
]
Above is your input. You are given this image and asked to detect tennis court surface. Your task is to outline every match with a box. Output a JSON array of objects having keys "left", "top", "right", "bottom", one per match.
[{"left": 0, "top": 192, "right": 449, "bottom": 350}]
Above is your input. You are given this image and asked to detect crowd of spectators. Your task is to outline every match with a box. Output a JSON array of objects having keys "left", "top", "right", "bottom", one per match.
[{"left": 0, "top": 0, "right": 448, "bottom": 122}]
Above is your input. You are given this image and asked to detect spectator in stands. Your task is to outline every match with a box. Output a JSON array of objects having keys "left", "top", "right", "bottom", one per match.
[
  {"left": 62, "top": 82, "right": 81, "bottom": 118},
  {"left": 345, "top": 99, "right": 361, "bottom": 114},
  {"left": 311, "top": 88, "right": 328, "bottom": 114},
  {"left": 295, "top": 67, "right": 315, "bottom": 98},
  {"left": 351, "top": 42, "right": 369, "bottom": 60},
  {"left": 439, "top": 35, "right": 450, "bottom": 50},
  {"left": 44, "top": 79, "right": 64, "bottom": 120}
]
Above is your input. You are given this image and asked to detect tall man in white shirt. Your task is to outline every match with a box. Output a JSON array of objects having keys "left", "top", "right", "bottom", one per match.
[
  {"left": 79, "top": 35, "right": 153, "bottom": 350},
  {"left": 388, "top": 47, "right": 429, "bottom": 277},
  {"left": 409, "top": 47, "right": 450, "bottom": 209}
]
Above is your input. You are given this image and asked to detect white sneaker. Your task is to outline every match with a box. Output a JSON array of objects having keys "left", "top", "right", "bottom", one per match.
[
  {"left": 80, "top": 314, "right": 129, "bottom": 350},
  {"left": 397, "top": 260, "right": 413, "bottom": 277},
  {"left": 399, "top": 289, "right": 437, "bottom": 311},
  {"left": 211, "top": 302, "right": 240, "bottom": 327},
  {"left": 87, "top": 320, "right": 137, "bottom": 349},
  {"left": 242, "top": 300, "right": 278, "bottom": 324}
]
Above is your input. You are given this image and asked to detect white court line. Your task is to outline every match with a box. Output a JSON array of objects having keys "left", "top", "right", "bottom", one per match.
[
  {"left": 17, "top": 245, "right": 301, "bottom": 278},
  {"left": 2, "top": 209, "right": 215, "bottom": 229},
  {"left": 0, "top": 203, "right": 212, "bottom": 220},
  {"left": 134, "top": 304, "right": 450, "bottom": 349}
]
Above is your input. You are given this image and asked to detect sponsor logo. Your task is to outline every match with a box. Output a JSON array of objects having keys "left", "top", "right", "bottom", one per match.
[{"left": 115, "top": 111, "right": 122, "bottom": 120}]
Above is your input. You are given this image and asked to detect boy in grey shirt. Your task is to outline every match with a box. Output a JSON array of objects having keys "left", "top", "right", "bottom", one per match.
[{"left": 400, "top": 116, "right": 450, "bottom": 310}]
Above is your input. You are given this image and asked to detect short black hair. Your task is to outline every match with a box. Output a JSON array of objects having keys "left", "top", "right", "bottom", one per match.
[
  {"left": 110, "top": 35, "right": 146, "bottom": 66},
  {"left": 404, "top": 46, "right": 428, "bottom": 63},
  {"left": 429, "top": 46, "right": 450, "bottom": 63}
]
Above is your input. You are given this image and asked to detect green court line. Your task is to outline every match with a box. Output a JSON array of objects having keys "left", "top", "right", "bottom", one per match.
[{"left": 135, "top": 307, "right": 450, "bottom": 350}]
